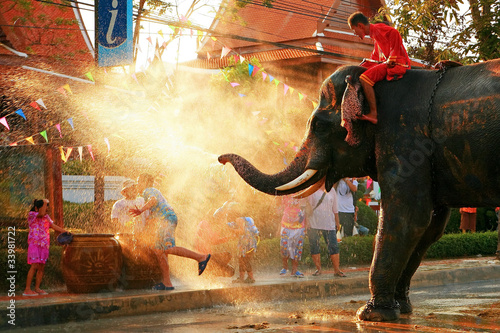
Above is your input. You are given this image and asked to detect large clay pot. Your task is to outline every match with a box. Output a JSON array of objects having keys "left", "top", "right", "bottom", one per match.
[
  {"left": 116, "top": 233, "right": 161, "bottom": 289},
  {"left": 62, "top": 234, "right": 122, "bottom": 293}
]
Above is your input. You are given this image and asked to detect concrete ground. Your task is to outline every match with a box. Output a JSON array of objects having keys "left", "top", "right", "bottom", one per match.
[{"left": 1, "top": 256, "right": 499, "bottom": 330}]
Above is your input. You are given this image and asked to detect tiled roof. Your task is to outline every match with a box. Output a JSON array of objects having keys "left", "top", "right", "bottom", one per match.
[{"left": 201, "top": 0, "right": 383, "bottom": 53}]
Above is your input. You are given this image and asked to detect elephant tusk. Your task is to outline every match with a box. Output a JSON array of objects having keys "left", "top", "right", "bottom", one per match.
[
  {"left": 292, "top": 176, "right": 326, "bottom": 198},
  {"left": 275, "top": 169, "right": 317, "bottom": 191}
]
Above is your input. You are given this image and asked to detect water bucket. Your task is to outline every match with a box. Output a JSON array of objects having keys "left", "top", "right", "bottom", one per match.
[{"left": 62, "top": 234, "right": 122, "bottom": 293}]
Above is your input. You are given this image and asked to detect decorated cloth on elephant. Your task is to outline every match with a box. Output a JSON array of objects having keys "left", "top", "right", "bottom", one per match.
[{"left": 360, "top": 23, "right": 411, "bottom": 86}]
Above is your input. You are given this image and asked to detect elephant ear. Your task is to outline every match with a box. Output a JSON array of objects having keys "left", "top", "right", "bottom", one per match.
[{"left": 340, "top": 75, "right": 364, "bottom": 146}]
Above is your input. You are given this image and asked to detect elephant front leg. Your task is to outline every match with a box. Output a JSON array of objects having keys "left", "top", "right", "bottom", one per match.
[
  {"left": 357, "top": 201, "right": 433, "bottom": 322},
  {"left": 395, "top": 206, "right": 450, "bottom": 314}
]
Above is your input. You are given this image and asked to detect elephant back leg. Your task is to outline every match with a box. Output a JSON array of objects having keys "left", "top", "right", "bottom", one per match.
[{"left": 395, "top": 206, "right": 450, "bottom": 314}]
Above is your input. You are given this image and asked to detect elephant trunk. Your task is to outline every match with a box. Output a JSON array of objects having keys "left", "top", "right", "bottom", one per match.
[{"left": 218, "top": 145, "right": 311, "bottom": 196}]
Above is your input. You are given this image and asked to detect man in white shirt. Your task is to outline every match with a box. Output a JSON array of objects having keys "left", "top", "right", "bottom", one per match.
[
  {"left": 111, "top": 179, "right": 148, "bottom": 233},
  {"left": 336, "top": 178, "right": 359, "bottom": 237},
  {"left": 306, "top": 185, "right": 346, "bottom": 277}
]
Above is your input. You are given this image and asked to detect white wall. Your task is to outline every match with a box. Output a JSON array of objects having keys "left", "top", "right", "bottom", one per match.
[{"left": 62, "top": 175, "right": 126, "bottom": 203}]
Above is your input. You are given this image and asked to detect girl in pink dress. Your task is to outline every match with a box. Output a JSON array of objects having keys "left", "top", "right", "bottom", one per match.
[{"left": 23, "top": 199, "right": 67, "bottom": 296}]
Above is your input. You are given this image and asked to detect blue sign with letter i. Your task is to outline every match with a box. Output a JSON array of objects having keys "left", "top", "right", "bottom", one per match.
[{"left": 96, "top": 0, "right": 133, "bottom": 67}]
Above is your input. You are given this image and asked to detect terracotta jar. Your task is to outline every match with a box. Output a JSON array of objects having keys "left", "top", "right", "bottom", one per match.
[
  {"left": 115, "top": 233, "right": 161, "bottom": 289},
  {"left": 62, "top": 234, "right": 122, "bottom": 293}
]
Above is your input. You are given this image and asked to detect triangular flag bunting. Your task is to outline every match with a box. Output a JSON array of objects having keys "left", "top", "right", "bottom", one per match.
[
  {"left": 169, "top": 25, "right": 176, "bottom": 32},
  {"left": 146, "top": 36, "right": 152, "bottom": 44},
  {"left": 0, "top": 117, "right": 9, "bottom": 130},
  {"left": 158, "top": 30, "right": 164, "bottom": 38},
  {"left": 269, "top": 75, "right": 274, "bottom": 82},
  {"left": 298, "top": 93, "right": 304, "bottom": 101},
  {"left": 9, "top": 142, "right": 17, "bottom": 146},
  {"left": 289, "top": 87, "right": 294, "bottom": 95},
  {"left": 59, "top": 147, "right": 67, "bottom": 162},
  {"left": 262, "top": 72, "right": 267, "bottom": 81},
  {"left": 234, "top": 55, "right": 239, "bottom": 63},
  {"left": 240, "top": 56, "right": 245, "bottom": 64},
  {"left": 78, "top": 146, "right": 83, "bottom": 162},
  {"left": 252, "top": 111, "right": 261, "bottom": 116},
  {"left": 210, "top": 36, "right": 217, "bottom": 41},
  {"left": 238, "top": 93, "right": 246, "bottom": 97},
  {"left": 221, "top": 46, "right": 231, "bottom": 58},
  {"left": 283, "top": 84, "right": 289, "bottom": 95},
  {"left": 104, "top": 137, "right": 110, "bottom": 154},
  {"left": 30, "top": 101, "right": 41, "bottom": 111},
  {"left": 26, "top": 136, "right": 35, "bottom": 145},
  {"left": 36, "top": 99, "right": 46, "bottom": 109},
  {"left": 15, "top": 109, "right": 26, "bottom": 120},
  {"left": 40, "top": 130, "right": 48, "bottom": 143},
  {"left": 65, "top": 147, "right": 73, "bottom": 161},
  {"left": 274, "top": 79, "right": 280, "bottom": 87},
  {"left": 85, "top": 72, "right": 95, "bottom": 82},
  {"left": 248, "top": 64, "right": 254, "bottom": 76},
  {"left": 230, "top": 82, "right": 240, "bottom": 87},
  {"left": 207, "top": 52, "right": 211, "bottom": 60},
  {"left": 63, "top": 84, "right": 72, "bottom": 94},
  {"left": 312, "top": 101, "right": 318, "bottom": 108},
  {"left": 87, "top": 145, "right": 95, "bottom": 161},
  {"left": 252, "top": 65, "right": 259, "bottom": 76},
  {"left": 67, "top": 118, "right": 74, "bottom": 130},
  {"left": 55, "top": 124, "right": 62, "bottom": 137}
]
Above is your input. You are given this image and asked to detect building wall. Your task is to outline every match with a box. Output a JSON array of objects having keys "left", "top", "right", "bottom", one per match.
[{"left": 62, "top": 175, "right": 126, "bottom": 203}]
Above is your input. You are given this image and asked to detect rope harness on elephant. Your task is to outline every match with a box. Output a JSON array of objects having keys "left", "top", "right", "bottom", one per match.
[{"left": 426, "top": 66, "right": 448, "bottom": 203}]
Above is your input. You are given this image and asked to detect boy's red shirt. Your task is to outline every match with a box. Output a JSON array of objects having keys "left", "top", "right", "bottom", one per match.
[{"left": 362, "top": 23, "right": 411, "bottom": 81}]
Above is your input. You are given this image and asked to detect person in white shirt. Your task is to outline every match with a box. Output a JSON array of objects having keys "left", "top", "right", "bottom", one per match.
[
  {"left": 111, "top": 179, "right": 148, "bottom": 233},
  {"left": 306, "top": 185, "right": 346, "bottom": 277},
  {"left": 336, "top": 178, "right": 358, "bottom": 237}
]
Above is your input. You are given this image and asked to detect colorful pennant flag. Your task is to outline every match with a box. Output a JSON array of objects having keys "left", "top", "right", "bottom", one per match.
[
  {"left": 0, "top": 117, "right": 9, "bottom": 130},
  {"left": 30, "top": 101, "right": 41, "bottom": 111},
  {"left": 26, "top": 136, "right": 35, "bottom": 145},
  {"left": 283, "top": 84, "right": 289, "bottom": 95},
  {"left": 55, "top": 124, "right": 62, "bottom": 137},
  {"left": 63, "top": 84, "right": 72, "bottom": 95},
  {"left": 146, "top": 36, "right": 152, "bottom": 44},
  {"left": 15, "top": 109, "right": 26, "bottom": 120},
  {"left": 312, "top": 101, "right": 318, "bottom": 108},
  {"left": 87, "top": 145, "right": 95, "bottom": 161},
  {"left": 158, "top": 30, "right": 164, "bottom": 38},
  {"left": 262, "top": 72, "right": 267, "bottom": 81},
  {"left": 85, "top": 72, "right": 94, "bottom": 82},
  {"left": 65, "top": 147, "right": 73, "bottom": 161},
  {"left": 221, "top": 46, "right": 231, "bottom": 58},
  {"left": 104, "top": 137, "right": 110, "bottom": 154},
  {"left": 269, "top": 75, "right": 274, "bottom": 82},
  {"left": 36, "top": 99, "right": 46, "bottom": 109},
  {"left": 57, "top": 87, "right": 67, "bottom": 96},
  {"left": 40, "top": 130, "right": 48, "bottom": 143},
  {"left": 67, "top": 118, "right": 74, "bottom": 130},
  {"left": 78, "top": 146, "right": 83, "bottom": 162},
  {"left": 230, "top": 82, "right": 240, "bottom": 87},
  {"left": 59, "top": 146, "right": 67, "bottom": 162},
  {"left": 298, "top": 93, "right": 304, "bottom": 101}
]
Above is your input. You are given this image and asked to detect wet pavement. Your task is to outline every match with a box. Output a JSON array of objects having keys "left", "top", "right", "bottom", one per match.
[{"left": 2, "top": 256, "right": 499, "bottom": 331}]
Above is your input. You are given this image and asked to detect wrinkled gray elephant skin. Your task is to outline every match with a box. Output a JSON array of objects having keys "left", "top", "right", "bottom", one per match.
[{"left": 218, "top": 59, "right": 500, "bottom": 321}]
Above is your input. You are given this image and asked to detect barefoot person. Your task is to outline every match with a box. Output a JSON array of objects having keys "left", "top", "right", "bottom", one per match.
[
  {"left": 348, "top": 12, "right": 411, "bottom": 124},
  {"left": 130, "top": 173, "right": 210, "bottom": 290}
]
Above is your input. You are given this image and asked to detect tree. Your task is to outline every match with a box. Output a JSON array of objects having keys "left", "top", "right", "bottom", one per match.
[{"left": 385, "top": 0, "right": 499, "bottom": 64}]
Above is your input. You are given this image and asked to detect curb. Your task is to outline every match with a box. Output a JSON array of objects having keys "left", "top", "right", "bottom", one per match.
[{"left": 1, "top": 263, "right": 499, "bottom": 329}]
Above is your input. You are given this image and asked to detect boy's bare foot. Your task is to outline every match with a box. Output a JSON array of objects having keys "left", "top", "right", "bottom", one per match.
[{"left": 357, "top": 114, "right": 378, "bottom": 124}]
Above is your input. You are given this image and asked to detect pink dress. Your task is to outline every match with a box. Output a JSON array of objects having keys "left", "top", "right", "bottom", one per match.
[{"left": 27, "top": 211, "right": 53, "bottom": 264}]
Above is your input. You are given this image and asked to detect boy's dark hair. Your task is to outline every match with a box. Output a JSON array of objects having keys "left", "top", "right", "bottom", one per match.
[
  {"left": 30, "top": 199, "right": 44, "bottom": 211},
  {"left": 348, "top": 12, "right": 369, "bottom": 28}
]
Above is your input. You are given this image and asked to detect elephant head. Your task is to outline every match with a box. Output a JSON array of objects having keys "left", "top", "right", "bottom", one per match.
[{"left": 218, "top": 65, "right": 377, "bottom": 197}]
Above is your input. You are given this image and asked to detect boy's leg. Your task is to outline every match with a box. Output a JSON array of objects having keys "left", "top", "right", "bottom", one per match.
[
  {"left": 155, "top": 251, "right": 173, "bottom": 287},
  {"left": 359, "top": 64, "right": 387, "bottom": 124}
]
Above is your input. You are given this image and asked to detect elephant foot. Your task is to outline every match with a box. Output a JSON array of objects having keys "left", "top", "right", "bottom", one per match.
[
  {"left": 356, "top": 300, "right": 400, "bottom": 322},
  {"left": 396, "top": 298, "right": 413, "bottom": 314}
]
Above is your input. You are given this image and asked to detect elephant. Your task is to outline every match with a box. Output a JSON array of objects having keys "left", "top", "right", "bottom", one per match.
[{"left": 218, "top": 59, "right": 500, "bottom": 321}]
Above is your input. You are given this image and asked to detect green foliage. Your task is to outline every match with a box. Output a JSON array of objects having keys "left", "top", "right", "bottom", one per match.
[
  {"left": 426, "top": 231, "right": 497, "bottom": 258},
  {"left": 356, "top": 201, "right": 378, "bottom": 235}
]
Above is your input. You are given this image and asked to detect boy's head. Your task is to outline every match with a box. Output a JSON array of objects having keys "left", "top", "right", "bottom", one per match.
[{"left": 348, "top": 12, "right": 370, "bottom": 40}]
